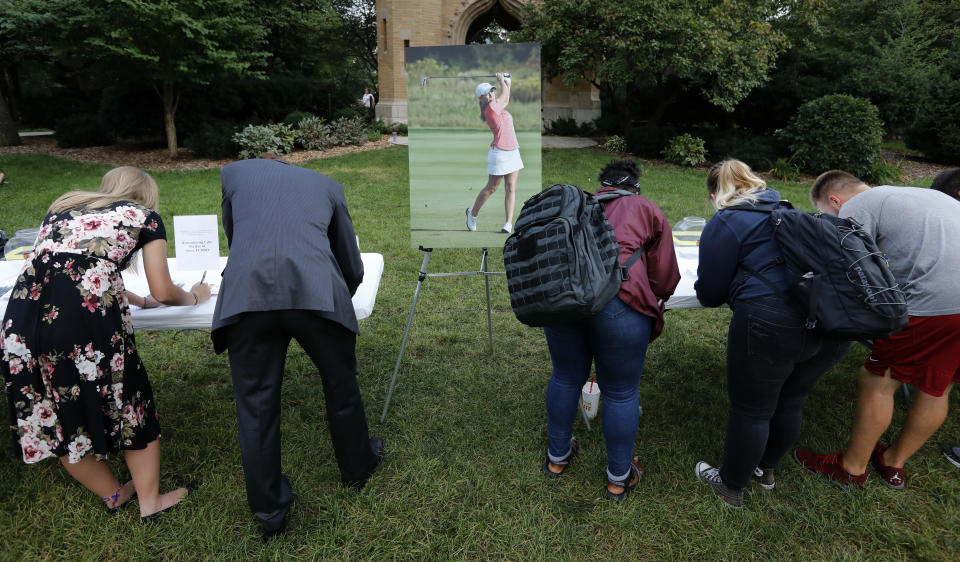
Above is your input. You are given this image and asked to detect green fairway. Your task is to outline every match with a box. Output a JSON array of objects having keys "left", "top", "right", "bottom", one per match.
[{"left": 409, "top": 128, "right": 542, "bottom": 248}]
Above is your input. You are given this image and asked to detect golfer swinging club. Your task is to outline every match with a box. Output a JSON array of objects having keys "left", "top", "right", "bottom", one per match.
[{"left": 466, "top": 72, "right": 523, "bottom": 234}]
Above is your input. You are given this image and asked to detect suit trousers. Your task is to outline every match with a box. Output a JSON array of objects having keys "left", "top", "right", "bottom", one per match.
[{"left": 225, "top": 309, "right": 376, "bottom": 530}]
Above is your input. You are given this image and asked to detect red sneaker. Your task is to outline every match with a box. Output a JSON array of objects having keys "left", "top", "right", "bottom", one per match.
[
  {"left": 870, "top": 443, "right": 906, "bottom": 490},
  {"left": 793, "top": 448, "right": 868, "bottom": 489}
]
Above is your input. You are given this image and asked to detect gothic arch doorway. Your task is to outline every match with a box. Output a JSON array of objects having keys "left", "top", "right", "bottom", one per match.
[{"left": 375, "top": 0, "right": 598, "bottom": 126}]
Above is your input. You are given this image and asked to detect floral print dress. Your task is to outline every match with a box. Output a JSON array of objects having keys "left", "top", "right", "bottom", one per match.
[{"left": 1, "top": 201, "right": 165, "bottom": 464}]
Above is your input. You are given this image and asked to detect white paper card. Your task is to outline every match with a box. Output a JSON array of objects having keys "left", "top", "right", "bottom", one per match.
[{"left": 173, "top": 215, "right": 219, "bottom": 271}]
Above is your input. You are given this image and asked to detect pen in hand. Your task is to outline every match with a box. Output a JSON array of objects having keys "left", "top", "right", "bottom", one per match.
[{"left": 200, "top": 271, "right": 207, "bottom": 284}]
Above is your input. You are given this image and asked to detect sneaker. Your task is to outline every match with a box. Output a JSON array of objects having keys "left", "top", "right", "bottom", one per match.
[
  {"left": 466, "top": 207, "right": 477, "bottom": 231},
  {"left": 943, "top": 446, "right": 960, "bottom": 469},
  {"left": 752, "top": 466, "right": 775, "bottom": 490},
  {"left": 870, "top": 443, "right": 905, "bottom": 489},
  {"left": 695, "top": 461, "right": 743, "bottom": 508},
  {"left": 500, "top": 222, "right": 513, "bottom": 234},
  {"left": 793, "top": 448, "right": 867, "bottom": 489}
]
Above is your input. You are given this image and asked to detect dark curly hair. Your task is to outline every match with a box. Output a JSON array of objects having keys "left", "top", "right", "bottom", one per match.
[
  {"left": 598, "top": 159, "right": 642, "bottom": 192},
  {"left": 931, "top": 168, "right": 960, "bottom": 202}
]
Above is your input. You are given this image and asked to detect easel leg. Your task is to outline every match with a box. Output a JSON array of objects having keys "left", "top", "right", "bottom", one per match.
[
  {"left": 380, "top": 248, "right": 432, "bottom": 422},
  {"left": 482, "top": 248, "right": 493, "bottom": 353}
]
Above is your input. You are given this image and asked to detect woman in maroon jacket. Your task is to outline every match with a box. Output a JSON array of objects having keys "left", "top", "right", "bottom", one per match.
[{"left": 541, "top": 159, "right": 680, "bottom": 500}]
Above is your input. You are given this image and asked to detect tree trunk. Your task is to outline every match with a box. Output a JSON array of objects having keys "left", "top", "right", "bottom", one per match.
[
  {"left": 162, "top": 80, "right": 179, "bottom": 157},
  {"left": 0, "top": 68, "right": 21, "bottom": 146},
  {"left": 0, "top": 94, "right": 20, "bottom": 146}
]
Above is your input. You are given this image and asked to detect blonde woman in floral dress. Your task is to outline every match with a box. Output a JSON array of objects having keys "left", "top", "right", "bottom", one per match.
[{"left": 0, "top": 167, "right": 211, "bottom": 521}]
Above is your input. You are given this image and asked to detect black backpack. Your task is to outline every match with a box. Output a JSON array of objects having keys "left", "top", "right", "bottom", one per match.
[
  {"left": 503, "top": 184, "right": 645, "bottom": 327},
  {"left": 736, "top": 200, "right": 908, "bottom": 340}
]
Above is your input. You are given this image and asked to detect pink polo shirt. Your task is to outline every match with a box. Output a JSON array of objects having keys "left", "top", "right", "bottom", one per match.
[{"left": 483, "top": 100, "right": 519, "bottom": 151}]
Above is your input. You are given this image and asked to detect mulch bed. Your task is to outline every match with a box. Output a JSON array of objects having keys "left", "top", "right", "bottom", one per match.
[
  {"left": 1, "top": 136, "right": 951, "bottom": 183},
  {"left": 0, "top": 135, "right": 397, "bottom": 172}
]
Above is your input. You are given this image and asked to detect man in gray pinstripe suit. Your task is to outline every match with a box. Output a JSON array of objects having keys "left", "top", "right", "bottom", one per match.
[{"left": 212, "top": 155, "right": 383, "bottom": 540}]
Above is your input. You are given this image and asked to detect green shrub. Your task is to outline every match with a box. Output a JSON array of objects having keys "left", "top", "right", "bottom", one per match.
[
  {"left": 184, "top": 121, "right": 239, "bottom": 159},
  {"left": 296, "top": 116, "right": 332, "bottom": 150},
  {"left": 546, "top": 117, "right": 595, "bottom": 136},
  {"left": 327, "top": 117, "right": 367, "bottom": 146},
  {"left": 767, "top": 155, "right": 803, "bottom": 182},
  {"left": 334, "top": 103, "right": 366, "bottom": 121},
  {"left": 867, "top": 158, "right": 906, "bottom": 185},
  {"left": 695, "top": 128, "right": 787, "bottom": 171},
  {"left": 905, "top": 66, "right": 960, "bottom": 164},
  {"left": 55, "top": 114, "right": 116, "bottom": 148},
  {"left": 385, "top": 122, "right": 408, "bottom": 136},
  {"left": 601, "top": 135, "right": 627, "bottom": 153},
  {"left": 783, "top": 94, "right": 884, "bottom": 177},
  {"left": 366, "top": 128, "right": 384, "bottom": 142},
  {"left": 626, "top": 125, "right": 677, "bottom": 157},
  {"left": 662, "top": 134, "right": 707, "bottom": 167},
  {"left": 283, "top": 111, "right": 315, "bottom": 127},
  {"left": 233, "top": 123, "right": 296, "bottom": 159}
]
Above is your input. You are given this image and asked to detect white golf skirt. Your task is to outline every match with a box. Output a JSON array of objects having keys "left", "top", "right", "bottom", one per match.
[{"left": 487, "top": 147, "right": 524, "bottom": 176}]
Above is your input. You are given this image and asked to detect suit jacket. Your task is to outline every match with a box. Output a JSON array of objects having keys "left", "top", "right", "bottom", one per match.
[{"left": 211, "top": 158, "right": 364, "bottom": 353}]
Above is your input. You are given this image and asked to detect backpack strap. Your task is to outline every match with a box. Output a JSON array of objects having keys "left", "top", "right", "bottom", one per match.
[
  {"left": 618, "top": 242, "right": 650, "bottom": 282},
  {"left": 593, "top": 189, "right": 649, "bottom": 281}
]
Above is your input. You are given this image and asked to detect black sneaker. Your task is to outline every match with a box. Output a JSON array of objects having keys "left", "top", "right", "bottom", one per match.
[
  {"left": 944, "top": 446, "right": 960, "bottom": 469},
  {"left": 753, "top": 466, "right": 775, "bottom": 490},
  {"left": 696, "top": 461, "right": 744, "bottom": 508}
]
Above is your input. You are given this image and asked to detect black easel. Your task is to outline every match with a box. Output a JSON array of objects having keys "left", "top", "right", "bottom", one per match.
[{"left": 380, "top": 246, "right": 504, "bottom": 422}]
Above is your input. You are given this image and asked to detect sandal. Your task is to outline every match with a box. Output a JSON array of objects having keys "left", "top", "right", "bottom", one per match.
[
  {"left": 101, "top": 481, "right": 136, "bottom": 515},
  {"left": 542, "top": 437, "right": 579, "bottom": 478},
  {"left": 604, "top": 457, "right": 645, "bottom": 501}
]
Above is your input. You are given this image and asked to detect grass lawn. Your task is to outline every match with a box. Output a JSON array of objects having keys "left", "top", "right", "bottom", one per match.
[{"left": 0, "top": 149, "right": 958, "bottom": 559}]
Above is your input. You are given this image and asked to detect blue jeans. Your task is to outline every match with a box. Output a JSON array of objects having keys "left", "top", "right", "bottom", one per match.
[
  {"left": 543, "top": 297, "right": 654, "bottom": 479},
  {"left": 720, "top": 295, "right": 852, "bottom": 489}
]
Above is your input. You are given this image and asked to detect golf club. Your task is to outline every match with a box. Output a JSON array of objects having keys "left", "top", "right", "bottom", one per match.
[{"left": 420, "top": 73, "right": 510, "bottom": 87}]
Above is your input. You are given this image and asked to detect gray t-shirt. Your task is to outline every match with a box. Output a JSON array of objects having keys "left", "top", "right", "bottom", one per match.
[{"left": 840, "top": 185, "right": 960, "bottom": 316}]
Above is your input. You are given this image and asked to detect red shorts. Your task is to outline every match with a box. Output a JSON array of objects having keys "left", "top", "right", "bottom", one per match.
[{"left": 864, "top": 314, "right": 960, "bottom": 397}]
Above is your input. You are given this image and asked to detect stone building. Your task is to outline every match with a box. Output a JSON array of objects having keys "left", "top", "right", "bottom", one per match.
[{"left": 375, "top": 0, "right": 600, "bottom": 128}]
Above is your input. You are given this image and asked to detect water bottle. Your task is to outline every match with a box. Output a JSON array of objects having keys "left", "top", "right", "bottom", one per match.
[{"left": 672, "top": 216, "right": 706, "bottom": 247}]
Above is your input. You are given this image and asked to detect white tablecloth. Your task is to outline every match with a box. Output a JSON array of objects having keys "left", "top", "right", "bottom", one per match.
[
  {"left": 0, "top": 254, "right": 385, "bottom": 330},
  {"left": 665, "top": 245, "right": 701, "bottom": 309}
]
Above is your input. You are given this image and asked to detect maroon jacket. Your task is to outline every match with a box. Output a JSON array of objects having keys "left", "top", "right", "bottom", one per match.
[{"left": 597, "top": 185, "right": 681, "bottom": 341}]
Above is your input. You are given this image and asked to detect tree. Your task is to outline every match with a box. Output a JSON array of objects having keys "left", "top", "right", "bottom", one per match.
[
  {"left": 0, "top": 0, "right": 53, "bottom": 146},
  {"left": 517, "top": 0, "right": 794, "bottom": 132},
  {"left": 53, "top": 0, "right": 269, "bottom": 156},
  {"left": 329, "top": 0, "right": 377, "bottom": 82}
]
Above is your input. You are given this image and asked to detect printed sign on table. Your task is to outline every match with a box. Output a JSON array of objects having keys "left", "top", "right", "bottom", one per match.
[{"left": 173, "top": 215, "right": 220, "bottom": 271}]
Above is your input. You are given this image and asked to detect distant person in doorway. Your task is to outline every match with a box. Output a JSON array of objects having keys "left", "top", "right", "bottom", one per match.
[{"left": 466, "top": 71, "right": 523, "bottom": 234}]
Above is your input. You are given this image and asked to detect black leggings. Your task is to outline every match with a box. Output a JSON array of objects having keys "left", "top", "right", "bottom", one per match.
[{"left": 719, "top": 295, "right": 852, "bottom": 489}]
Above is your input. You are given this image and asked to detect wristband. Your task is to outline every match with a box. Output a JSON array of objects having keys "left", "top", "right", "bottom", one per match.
[{"left": 192, "top": 291, "right": 199, "bottom": 306}]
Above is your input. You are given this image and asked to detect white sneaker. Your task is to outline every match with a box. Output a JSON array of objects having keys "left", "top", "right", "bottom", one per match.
[
  {"left": 500, "top": 222, "right": 513, "bottom": 234},
  {"left": 466, "top": 208, "right": 477, "bottom": 231}
]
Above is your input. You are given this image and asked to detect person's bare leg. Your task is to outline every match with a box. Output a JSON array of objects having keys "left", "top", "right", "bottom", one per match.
[
  {"left": 124, "top": 440, "right": 187, "bottom": 517},
  {"left": 59, "top": 455, "right": 136, "bottom": 509},
  {"left": 883, "top": 383, "right": 952, "bottom": 467},
  {"left": 471, "top": 175, "right": 503, "bottom": 217},
  {"left": 503, "top": 170, "right": 519, "bottom": 224},
  {"left": 842, "top": 367, "right": 900, "bottom": 474}
]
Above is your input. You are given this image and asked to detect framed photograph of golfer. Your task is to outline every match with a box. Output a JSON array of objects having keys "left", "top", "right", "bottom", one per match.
[{"left": 407, "top": 43, "right": 542, "bottom": 248}]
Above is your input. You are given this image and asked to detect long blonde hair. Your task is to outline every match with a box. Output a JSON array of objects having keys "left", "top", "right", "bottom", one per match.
[
  {"left": 48, "top": 166, "right": 159, "bottom": 214},
  {"left": 706, "top": 159, "right": 767, "bottom": 210}
]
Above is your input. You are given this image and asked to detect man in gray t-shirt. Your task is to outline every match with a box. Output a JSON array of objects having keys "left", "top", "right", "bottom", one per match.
[{"left": 792, "top": 170, "right": 960, "bottom": 490}]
